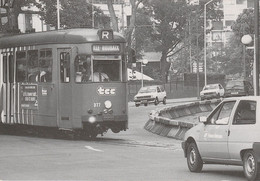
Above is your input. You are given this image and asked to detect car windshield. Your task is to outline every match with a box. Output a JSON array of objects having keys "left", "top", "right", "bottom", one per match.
[
  {"left": 139, "top": 87, "right": 157, "bottom": 93},
  {"left": 226, "top": 81, "right": 243, "bottom": 89},
  {"left": 204, "top": 84, "right": 218, "bottom": 90}
]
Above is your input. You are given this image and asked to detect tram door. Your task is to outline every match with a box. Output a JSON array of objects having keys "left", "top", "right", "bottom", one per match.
[
  {"left": 57, "top": 49, "right": 72, "bottom": 129},
  {"left": 2, "top": 53, "right": 14, "bottom": 123}
]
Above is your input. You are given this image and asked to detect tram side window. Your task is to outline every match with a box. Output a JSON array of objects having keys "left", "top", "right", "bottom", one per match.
[
  {"left": 60, "top": 52, "right": 70, "bottom": 83},
  {"left": 27, "top": 50, "right": 39, "bottom": 82},
  {"left": 3, "top": 55, "right": 7, "bottom": 83},
  {"left": 75, "top": 55, "right": 91, "bottom": 83},
  {"left": 39, "top": 49, "right": 52, "bottom": 82},
  {"left": 16, "top": 51, "right": 27, "bottom": 82},
  {"left": 9, "top": 55, "right": 14, "bottom": 83},
  {"left": 122, "top": 56, "right": 127, "bottom": 82}
]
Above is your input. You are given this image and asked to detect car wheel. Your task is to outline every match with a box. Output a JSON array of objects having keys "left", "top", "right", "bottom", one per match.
[
  {"left": 135, "top": 104, "right": 140, "bottom": 107},
  {"left": 217, "top": 93, "right": 220, "bottom": 99},
  {"left": 187, "top": 142, "right": 203, "bottom": 172},
  {"left": 243, "top": 150, "right": 260, "bottom": 181},
  {"left": 144, "top": 103, "right": 148, "bottom": 106},
  {"left": 154, "top": 97, "right": 159, "bottom": 105},
  {"left": 163, "top": 97, "right": 166, "bottom": 105}
]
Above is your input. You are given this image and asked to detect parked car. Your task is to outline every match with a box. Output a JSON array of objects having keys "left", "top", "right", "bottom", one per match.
[
  {"left": 200, "top": 83, "right": 225, "bottom": 100},
  {"left": 182, "top": 96, "right": 260, "bottom": 181},
  {"left": 134, "top": 85, "right": 166, "bottom": 107},
  {"left": 225, "top": 80, "right": 254, "bottom": 97}
]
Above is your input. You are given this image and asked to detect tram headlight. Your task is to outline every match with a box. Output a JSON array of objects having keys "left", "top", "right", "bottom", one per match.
[
  {"left": 104, "top": 100, "right": 112, "bottom": 109},
  {"left": 88, "top": 116, "right": 96, "bottom": 123}
]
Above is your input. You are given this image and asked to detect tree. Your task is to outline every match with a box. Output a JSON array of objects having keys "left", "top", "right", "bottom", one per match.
[
  {"left": 107, "top": 0, "right": 118, "bottom": 31},
  {"left": 135, "top": 8, "right": 153, "bottom": 59},
  {"left": 142, "top": 0, "right": 190, "bottom": 82},
  {"left": 0, "top": 0, "right": 40, "bottom": 33},
  {"left": 106, "top": 0, "right": 143, "bottom": 49},
  {"left": 0, "top": 0, "right": 110, "bottom": 34},
  {"left": 220, "top": 9, "right": 254, "bottom": 78},
  {"left": 38, "top": 0, "right": 109, "bottom": 29}
]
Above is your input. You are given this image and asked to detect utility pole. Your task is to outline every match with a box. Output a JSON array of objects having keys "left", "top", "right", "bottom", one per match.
[
  {"left": 254, "top": 0, "right": 259, "bottom": 96},
  {"left": 196, "top": 6, "right": 200, "bottom": 99},
  {"left": 57, "top": 0, "right": 60, "bottom": 29}
]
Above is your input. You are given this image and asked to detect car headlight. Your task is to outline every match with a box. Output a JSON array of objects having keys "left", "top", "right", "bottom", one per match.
[{"left": 104, "top": 100, "right": 112, "bottom": 109}]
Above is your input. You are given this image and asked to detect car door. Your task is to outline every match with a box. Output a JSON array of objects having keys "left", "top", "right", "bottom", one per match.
[
  {"left": 198, "top": 101, "right": 236, "bottom": 160},
  {"left": 228, "top": 100, "right": 256, "bottom": 161}
]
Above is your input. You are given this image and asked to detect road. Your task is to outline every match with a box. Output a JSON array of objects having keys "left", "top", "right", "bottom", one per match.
[{"left": 0, "top": 99, "right": 246, "bottom": 181}]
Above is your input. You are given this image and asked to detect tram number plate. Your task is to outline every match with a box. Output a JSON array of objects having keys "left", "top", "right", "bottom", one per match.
[{"left": 94, "top": 102, "right": 101, "bottom": 107}]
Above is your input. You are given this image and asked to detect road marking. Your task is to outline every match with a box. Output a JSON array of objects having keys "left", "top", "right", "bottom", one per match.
[{"left": 85, "top": 146, "right": 104, "bottom": 152}]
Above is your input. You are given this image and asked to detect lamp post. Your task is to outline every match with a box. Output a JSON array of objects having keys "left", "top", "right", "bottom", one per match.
[
  {"left": 241, "top": 34, "right": 258, "bottom": 96},
  {"left": 241, "top": 35, "right": 253, "bottom": 79},
  {"left": 204, "top": 0, "right": 214, "bottom": 86},
  {"left": 141, "top": 59, "right": 148, "bottom": 87}
]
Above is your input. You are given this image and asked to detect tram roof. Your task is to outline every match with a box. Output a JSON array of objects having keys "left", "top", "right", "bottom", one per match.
[{"left": 0, "top": 28, "right": 126, "bottom": 49}]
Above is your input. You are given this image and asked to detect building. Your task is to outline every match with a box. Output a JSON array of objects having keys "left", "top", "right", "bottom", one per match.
[
  {"left": 18, "top": 6, "right": 51, "bottom": 33},
  {"left": 207, "top": 0, "right": 254, "bottom": 49}
]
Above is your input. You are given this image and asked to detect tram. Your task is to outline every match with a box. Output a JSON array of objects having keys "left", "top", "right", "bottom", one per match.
[{"left": 0, "top": 28, "right": 128, "bottom": 138}]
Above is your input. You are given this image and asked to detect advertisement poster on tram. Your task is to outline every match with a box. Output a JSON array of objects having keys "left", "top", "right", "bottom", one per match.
[{"left": 20, "top": 84, "right": 38, "bottom": 109}]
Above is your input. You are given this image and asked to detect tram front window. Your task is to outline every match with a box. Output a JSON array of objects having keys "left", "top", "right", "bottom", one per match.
[
  {"left": 74, "top": 55, "right": 122, "bottom": 83},
  {"left": 91, "top": 60, "right": 120, "bottom": 82}
]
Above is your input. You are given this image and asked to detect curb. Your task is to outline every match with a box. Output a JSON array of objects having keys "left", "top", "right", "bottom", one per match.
[{"left": 144, "top": 99, "right": 222, "bottom": 140}]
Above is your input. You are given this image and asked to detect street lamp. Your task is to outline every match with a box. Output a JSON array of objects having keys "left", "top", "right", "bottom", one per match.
[
  {"left": 141, "top": 59, "right": 148, "bottom": 87},
  {"left": 204, "top": 0, "right": 214, "bottom": 86}
]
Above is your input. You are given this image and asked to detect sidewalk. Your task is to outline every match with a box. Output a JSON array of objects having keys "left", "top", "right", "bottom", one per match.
[{"left": 128, "top": 97, "right": 198, "bottom": 107}]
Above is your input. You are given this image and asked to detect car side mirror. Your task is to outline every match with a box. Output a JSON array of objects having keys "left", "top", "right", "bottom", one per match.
[{"left": 199, "top": 116, "right": 207, "bottom": 123}]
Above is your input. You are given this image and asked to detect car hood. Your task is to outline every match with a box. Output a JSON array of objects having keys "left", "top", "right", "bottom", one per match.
[{"left": 135, "top": 92, "right": 153, "bottom": 97}]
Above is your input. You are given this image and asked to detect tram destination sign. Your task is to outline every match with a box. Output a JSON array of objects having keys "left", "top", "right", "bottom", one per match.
[
  {"left": 92, "top": 44, "right": 120, "bottom": 53},
  {"left": 20, "top": 84, "right": 38, "bottom": 109}
]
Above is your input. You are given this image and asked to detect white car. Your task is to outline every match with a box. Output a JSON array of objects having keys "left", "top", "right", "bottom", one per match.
[
  {"left": 200, "top": 83, "right": 225, "bottom": 100},
  {"left": 182, "top": 96, "right": 260, "bottom": 181},
  {"left": 134, "top": 85, "right": 166, "bottom": 107}
]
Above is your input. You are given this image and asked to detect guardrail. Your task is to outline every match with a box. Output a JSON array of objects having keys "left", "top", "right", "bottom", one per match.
[{"left": 144, "top": 99, "right": 222, "bottom": 140}]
